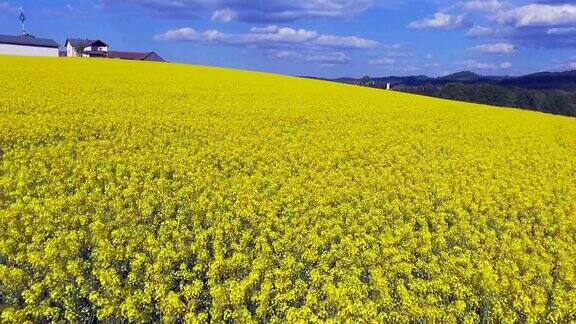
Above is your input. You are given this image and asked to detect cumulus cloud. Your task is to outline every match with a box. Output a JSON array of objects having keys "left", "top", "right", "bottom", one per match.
[
  {"left": 155, "top": 27, "right": 201, "bottom": 41},
  {"left": 408, "top": 12, "right": 467, "bottom": 29},
  {"left": 418, "top": 1, "right": 576, "bottom": 49},
  {"left": 491, "top": 3, "right": 576, "bottom": 48},
  {"left": 497, "top": 4, "right": 576, "bottom": 27},
  {"left": 471, "top": 43, "right": 516, "bottom": 55},
  {"left": 155, "top": 25, "right": 378, "bottom": 49},
  {"left": 155, "top": 25, "right": 377, "bottom": 67},
  {"left": 103, "top": 0, "right": 373, "bottom": 22},
  {"left": 156, "top": 26, "right": 319, "bottom": 44}
]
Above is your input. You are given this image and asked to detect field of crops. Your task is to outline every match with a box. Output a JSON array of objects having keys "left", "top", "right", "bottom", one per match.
[{"left": 0, "top": 55, "right": 575, "bottom": 322}]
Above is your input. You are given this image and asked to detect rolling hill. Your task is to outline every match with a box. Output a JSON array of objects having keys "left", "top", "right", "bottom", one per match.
[
  {"left": 1, "top": 56, "right": 575, "bottom": 322},
  {"left": 312, "top": 70, "right": 576, "bottom": 117}
]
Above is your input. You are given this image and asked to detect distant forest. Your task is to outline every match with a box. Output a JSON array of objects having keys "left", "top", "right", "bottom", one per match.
[
  {"left": 311, "top": 70, "right": 576, "bottom": 117},
  {"left": 400, "top": 83, "right": 576, "bottom": 117}
]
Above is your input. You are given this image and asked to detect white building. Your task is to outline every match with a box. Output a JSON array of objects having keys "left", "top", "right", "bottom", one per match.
[
  {"left": 0, "top": 34, "right": 59, "bottom": 57},
  {"left": 64, "top": 37, "right": 165, "bottom": 62},
  {"left": 65, "top": 38, "right": 109, "bottom": 58}
]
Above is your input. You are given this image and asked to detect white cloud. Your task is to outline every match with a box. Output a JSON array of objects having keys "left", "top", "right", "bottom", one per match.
[
  {"left": 246, "top": 27, "right": 318, "bottom": 43},
  {"left": 408, "top": 12, "right": 466, "bottom": 29},
  {"left": 305, "top": 52, "right": 350, "bottom": 63},
  {"left": 250, "top": 25, "right": 280, "bottom": 33},
  {"left": 462, "top": 0, "right": 502, "bottom": 13},
  {"left": 457, "top": 59, "right": 512, "bottom": 70},
  {"left": 547, "top": 27, "right": 576, "bottom": 35},
  {"left": 471, "top": 43, "right": 516, "bottom": 55},
  {"left": 273, "top": 50, "right": 350, "bottom": 64},
  {"left": 211, "top": 8, "right": 237, "bottom": 22},
  {"left": 498, "top": 4, "right": 576, "bottom": 27},
  {"left": 466, "top": 26, "right": 494, "bottom": 37},
  {"left": 405, "top": 1, "right": 576, "bottom": 49},
  {"left": 368, "top": 57, "right": 396, "bottom": 65},
  {"left": 155, "top": 25, "right": 372, "bottom": 66},
  {"left": 315, "top": 35, "right": 379, "bottom": 49},
  {"left": 156, "top": 26, "right": 319, "bottom": 44},
  {"left": 155, "top": 25, "right": 377, "bottom": 50},
  {"left": 154, "top": 27, "right": 201, "bottom": 41},
  {"left": 105, "top": 0, "right": 373, "bottom": 22}
]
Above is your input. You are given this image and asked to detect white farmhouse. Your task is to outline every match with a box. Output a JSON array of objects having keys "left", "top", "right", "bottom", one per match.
[
  {"left": 0, "top": 34, "right": 59, "bottom": 57},
  {"left": 65, "top": 38, "right": 109, "bottom": 57},
  {"left": 64, "top": 37, "right": 165, "bottom": 62}
]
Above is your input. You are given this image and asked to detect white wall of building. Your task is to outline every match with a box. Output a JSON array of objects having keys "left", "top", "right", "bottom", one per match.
[
  {"left": 0, "top": 43, "right": 58, "bottom": 57},
  {"left": 66, "top": 43, "right": 84, "bottom": 57},
  {"left": 65, "top": 43, "right": 108, "bottom": 57},
  {"left": 66, "top": 43, "right": 75, "bottom": 57}
]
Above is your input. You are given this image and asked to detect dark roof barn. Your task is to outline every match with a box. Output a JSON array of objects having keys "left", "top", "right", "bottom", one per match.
[
  {"left": 108, "top": 51, "right": 165, "bottom": 62},
  {"left": 0, "top": 34, "right": 59, "bottom": 48}
]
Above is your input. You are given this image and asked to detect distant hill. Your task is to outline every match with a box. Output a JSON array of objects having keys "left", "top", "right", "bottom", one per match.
[
  {"left": 440, "top": 71, "right": 483, "bottom": 81},
  {"left": 500, "top": 71, "right": 576, "bottom": 91},
  {"left": 303, "top": 70, "right": 576, "bottom": 117}
]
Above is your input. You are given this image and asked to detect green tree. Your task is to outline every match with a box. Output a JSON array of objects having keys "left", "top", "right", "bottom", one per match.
[{"left": 74, "top": 43, "right": 86, "bottom": 57}]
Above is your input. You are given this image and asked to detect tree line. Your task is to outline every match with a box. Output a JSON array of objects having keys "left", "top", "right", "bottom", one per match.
[{"left": 398, "top": 83, "right": 576, "bottom": 117}]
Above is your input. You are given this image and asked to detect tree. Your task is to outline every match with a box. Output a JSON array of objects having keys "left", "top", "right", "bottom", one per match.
[
  {"left": 74, "top": 43, "right": 86, "bottom": 57},
  {"left": 361, "top": 76, "right": 372, "bottom": 86}
]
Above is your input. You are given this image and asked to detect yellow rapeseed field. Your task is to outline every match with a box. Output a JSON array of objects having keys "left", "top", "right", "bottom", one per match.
[{"left": 0, "top": 55, "right": 575, "bottom": 322}]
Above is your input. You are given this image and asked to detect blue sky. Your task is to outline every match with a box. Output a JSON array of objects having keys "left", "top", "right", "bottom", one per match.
[{"left": 1, "top": 0, "right": 575, "bottom": 78}]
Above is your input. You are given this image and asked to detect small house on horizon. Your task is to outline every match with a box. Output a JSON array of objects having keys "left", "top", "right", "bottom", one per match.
[
  {"left": 64, "top": 38, "right": 165, "bottom": 62},
  {"left": 0, "top": 34, "right": 59, "bottom": 57},
  {"left": 65, "top": 38, "right": 109, "bottom": 57}
]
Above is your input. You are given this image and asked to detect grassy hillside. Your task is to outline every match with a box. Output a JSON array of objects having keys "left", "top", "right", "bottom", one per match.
[{"left": 1, "top": 56, "right": 575, "bottom": 322}]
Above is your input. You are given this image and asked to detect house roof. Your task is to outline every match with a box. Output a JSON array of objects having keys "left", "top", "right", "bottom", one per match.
[
  {"left": 0, "top": 34, "right": 59, "bottom": 48},
  {"left": 108, "top": 50, "right": 165, "bottom": 61},
  {"left": 66, "top": 38, "right": 108, "bottom": 48},
  {"left": 83, "top": 50, "right": 108, "bottom": 57}
]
